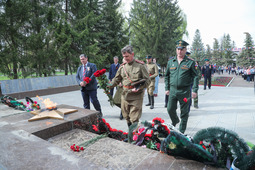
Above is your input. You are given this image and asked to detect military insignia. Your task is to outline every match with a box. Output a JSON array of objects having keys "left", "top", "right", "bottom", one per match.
[
  {"left": 170, "top": 67, "right": 176, "bottom": 70},
  {"left": 87, "top": 67, "right": 90, "bottom": 71},
  {"left": 181, "top": 65, "right": 189, "bottom": 70}
]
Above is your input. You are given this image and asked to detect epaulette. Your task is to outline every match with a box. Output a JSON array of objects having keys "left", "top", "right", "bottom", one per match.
[
  {"left": 135, "top": 59, "right": 145, "bottom": 64},
  {"left": 168, "top": 56, "right": 174, "bottom": 60},
  {"left": 120, "top": 62, "right": 127, "bottom": 67},
  {"left": 187, "top": 56, "right": 194, "bottom": 61}
]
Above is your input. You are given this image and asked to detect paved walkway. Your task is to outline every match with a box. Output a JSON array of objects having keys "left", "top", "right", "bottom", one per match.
[{"left": 2, "top": 72, "right": 255, "bottom": 144}]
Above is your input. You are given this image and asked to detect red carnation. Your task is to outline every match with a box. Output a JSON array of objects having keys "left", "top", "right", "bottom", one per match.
[
  {"left": 83, "top": 77, "right": 91, "bottom": 84},
  {"left": 94, "top": 70, "right": 101, "bottom": 77},
  {"left": 92, "top": 125, "right": 99, "bottom": 132},
  {"left": 152, "top": 117, "right": 165, "bottom": 123},
  {"left": 80, "top": 147, "right": 84, "bottom": 150},
  {"left": 100, "top": 69, "right": 106, "bottom": 75},
  {"left": 183, "top": 97, "right": 188, "bottom": 103},
  {"left": 202, "top": 145, "right": 206, "bottom": 150}
]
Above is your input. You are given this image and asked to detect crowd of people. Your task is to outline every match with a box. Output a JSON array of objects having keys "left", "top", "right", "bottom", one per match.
[
  {"left": 75, "top": 40, "right": 254, "bottom": 142},
  {"left": 213, "top": 65, "right": 255, "bottom": 83}
]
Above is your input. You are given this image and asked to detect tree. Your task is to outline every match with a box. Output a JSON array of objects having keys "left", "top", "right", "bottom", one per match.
[
  {"left": 129, "top": 0, "right": 186, "bottom": 68},
  {"left": 220, "top": 34, "right": 235, "bottom": 66},
  {"left": 0, "top": 0, "right": 31, "bottom": 79},
  {"left": 212, "top": 38, "right": 222, "bottom": 66},
  {"left": 242, "top": 32, "right": 254, "bottom": 66},
  {"left": 191, "top": 29, "right": 204, "bottom": 62},
  {"left": 97, "top": 0, "right": 128, "bottom": 67}
]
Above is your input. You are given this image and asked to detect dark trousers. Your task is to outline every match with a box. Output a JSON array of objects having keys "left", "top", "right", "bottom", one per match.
[
  {"left": 110, "top": 87, "right": 117, "bottom": 97},
  {"left": 81, "top": 89, "right": 101, "bottom": 112},
  {"left": 204, "top": 75, "right": 211, "bottom": 89}
]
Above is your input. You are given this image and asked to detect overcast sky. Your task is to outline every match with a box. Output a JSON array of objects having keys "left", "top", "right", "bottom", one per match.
[{"left": 122, "top": 0, "right": 255, "bottom": 49}]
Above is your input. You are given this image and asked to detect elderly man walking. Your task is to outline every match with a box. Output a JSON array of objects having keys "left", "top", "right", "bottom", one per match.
[{"left": 108, "top": 45, "right": 150, "bottom": 143}]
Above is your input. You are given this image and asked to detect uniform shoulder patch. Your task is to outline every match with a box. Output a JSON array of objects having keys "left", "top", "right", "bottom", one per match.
[
  {"left": 120, "top": 62, "right": 127, "bottom": 66},
  {"left": 135, "top": 59, "right": 145, "bottom": 64},
  {"left": 187, "top": 57, "right": 194, "bottom": 61}
]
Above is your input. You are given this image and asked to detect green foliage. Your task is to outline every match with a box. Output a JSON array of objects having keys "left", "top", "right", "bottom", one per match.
[
  {"left": 238, "top": 32, "right": 255, "bottom": 67},
  {"left": 0, "top": 0, "right": 128, "bottom": 78},
  {"left": 191, "top": 29, "right": 205, "bottom": 62},
  {"left": 129, "top": 0, "right": 186, "bottom": 68}
]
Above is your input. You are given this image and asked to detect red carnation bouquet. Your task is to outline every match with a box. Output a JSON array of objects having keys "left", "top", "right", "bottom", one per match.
[{"left": 94, "top": 69, "right": 114, "bottom": 106}]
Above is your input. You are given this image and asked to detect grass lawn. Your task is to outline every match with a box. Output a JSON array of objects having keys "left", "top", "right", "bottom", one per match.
[{"left": 199, "top": 77, "right": 233, "bottom": 87}]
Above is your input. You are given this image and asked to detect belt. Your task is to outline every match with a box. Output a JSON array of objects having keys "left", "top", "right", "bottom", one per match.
[{"left": 123, "top": 85, "right": 134, "bottom": 89}]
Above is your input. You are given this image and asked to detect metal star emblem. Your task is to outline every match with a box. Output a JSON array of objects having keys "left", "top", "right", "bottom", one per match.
[{"left": 28, "top": 108, "right": 78, "bottom": 122}]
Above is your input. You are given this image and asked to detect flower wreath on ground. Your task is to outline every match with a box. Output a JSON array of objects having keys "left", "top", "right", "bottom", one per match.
[
  {"left": 0, "top": 95, "right": 40, "bottom": 111},
  {"left": 73, "top": 117, "right": 255, "bottom": 169},
  {"left": 93, "top": 69, "right": 114, "bottom": 106}
]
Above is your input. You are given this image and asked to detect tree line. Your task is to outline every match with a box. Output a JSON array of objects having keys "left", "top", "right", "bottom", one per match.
[
  {"left": 0, "top": 0, "right": 187, "bottom": 79},
  {"left": 190, "top": 29, "right": 255, "bottom": 67}
]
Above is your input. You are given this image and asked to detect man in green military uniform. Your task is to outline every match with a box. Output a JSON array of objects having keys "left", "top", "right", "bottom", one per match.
[
  {"left": 108, "top": 45, "right": 150, "bottom": 143},
  {"left": 145, "top": 55, "right": 159, "bottom": 109},
  {"left": 165, "top": 40, "right": 198, "bottom": 134}
]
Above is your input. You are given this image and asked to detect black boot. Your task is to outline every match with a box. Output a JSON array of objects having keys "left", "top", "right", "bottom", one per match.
[
  {"left": 165, "top": 94, "right": 169, "bottom": 107},
  {"left": 145, "top": 94, "right": 151, "bottom": 106},
  {"left": 150, "top": 96, "right": 154, "bottom": 109},
  {"left": 119, "top": 111, "right": 123, "bottom": 120}
]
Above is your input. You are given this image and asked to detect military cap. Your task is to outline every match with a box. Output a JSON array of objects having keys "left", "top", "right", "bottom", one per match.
[
  {"left": 176, "top": 40, "right": 189, "bottom": 49},
  {"left": 186, "top": 51, "right": 191, "bottom": 56},
  {"left": 204, "top": 58, "right": 209, "bottom": 61},
  {"left": 146, "top": 55, "right": 152, "bottom": 59}
]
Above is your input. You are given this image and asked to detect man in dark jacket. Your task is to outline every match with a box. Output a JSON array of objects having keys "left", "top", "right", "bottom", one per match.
[
  {"left": 109, "top": 56, "right": 120, "bottom": 96},
  {"left": 201, "top": 59, "right": 214, "bottom": 90},
  {"left": 76, "top": 54, "right": 102, "bottom": 116}
]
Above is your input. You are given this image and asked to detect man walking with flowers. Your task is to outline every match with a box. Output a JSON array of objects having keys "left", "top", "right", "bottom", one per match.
[
  {"left": 165, "top": 40, "right": 198, "bottom": 134},
  {"left": 108, "top": 45, "right": 150, "bottom": 143},
  {"left": 76, "top": 54, "right": 102, "bottom": 116}
]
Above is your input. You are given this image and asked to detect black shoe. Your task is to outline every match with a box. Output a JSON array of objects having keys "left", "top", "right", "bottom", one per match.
[
  {"left": 145, "top": 103, "right": 151, "bottom": 106},
  {"left": 164, "top": 104, "right": 167, "bottom": 108},
  {"left": 204, "top": 88, "right": 206, "bottom": 90},
  {"left": 119, "top": 112, "right": 123, "bottom": 120},
  {"left": 150, "top": 105, "right": 154, "bottom": 109},
  {"left": 194, "top": 105, "right": 199, "bottom": 109}
]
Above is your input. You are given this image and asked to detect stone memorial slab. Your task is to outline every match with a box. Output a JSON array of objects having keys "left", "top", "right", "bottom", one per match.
[{"left": 0, "top": 75, "right": 77, "bottom": 95}]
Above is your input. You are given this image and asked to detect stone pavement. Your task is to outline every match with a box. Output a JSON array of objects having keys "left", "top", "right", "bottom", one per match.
[{"left": 15, "top": 72, "right": 255, "bottom": 144}]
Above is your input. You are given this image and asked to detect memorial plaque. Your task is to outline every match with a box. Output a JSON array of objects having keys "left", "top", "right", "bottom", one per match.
[{"left": 0, "top": 75, "right": 78, "bottom": 95}]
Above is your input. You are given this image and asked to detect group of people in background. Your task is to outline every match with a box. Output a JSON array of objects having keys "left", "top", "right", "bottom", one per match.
[{"left": 75, "top": 40, "right": 216, "bottom": 141}]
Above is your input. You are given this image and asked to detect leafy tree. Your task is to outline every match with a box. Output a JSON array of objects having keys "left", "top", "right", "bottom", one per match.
[
  {"left": 191, "top": 29, "right": 204, "bottom": 62},
  {"left": 0, "top": 0, "right": 31, "bottom": 79},
  {"left": 129, "top": 0, "right": 186, "bottom": 69}
]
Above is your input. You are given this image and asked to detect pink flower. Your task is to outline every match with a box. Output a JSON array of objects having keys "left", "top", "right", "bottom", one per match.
[{"left": 133, "top": 135, "right": 138, "bottom": 141}]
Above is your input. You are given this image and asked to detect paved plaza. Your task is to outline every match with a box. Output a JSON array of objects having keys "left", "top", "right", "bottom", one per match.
[{"left": 15, "top": 72, "right": 255, "bottom": 144}]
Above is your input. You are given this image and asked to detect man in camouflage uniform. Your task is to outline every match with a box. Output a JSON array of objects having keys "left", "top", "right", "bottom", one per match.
[
  {"left": 165, "top": 40, "right": 198, "bottom": 134},
  {"left": 145, "top": 55, "right": 159, "bottom": 109},
  {"left": 108, "top": 45, "right": 150, "bottom": 143}
]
